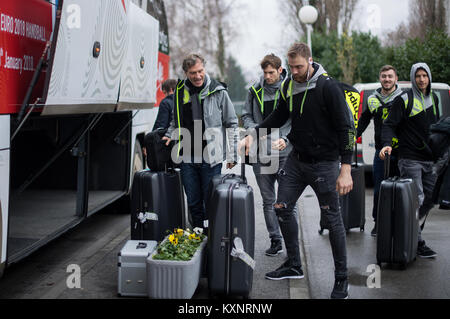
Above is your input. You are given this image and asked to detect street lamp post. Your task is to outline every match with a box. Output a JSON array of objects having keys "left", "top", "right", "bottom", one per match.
[{"left": 298, "top": 5, "right": 318, "bottom": 54}]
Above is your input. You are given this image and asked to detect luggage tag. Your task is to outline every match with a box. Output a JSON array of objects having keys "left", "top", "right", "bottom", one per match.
[
  {"left": 137, "top": 212, "right": 158, "bottom": 223},
  {"left": 230, "top": 237, "right": 255, "bottom": 270}
]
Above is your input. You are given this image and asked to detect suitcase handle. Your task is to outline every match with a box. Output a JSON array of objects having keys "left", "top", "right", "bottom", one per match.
[
  {"left": 136, "top": 242, "right": 147, "bottom": 249},
  {"left": 221, "top": 174, "right": 237, "bottom": 183},
  {"left": 384, "top": 151, "right": 391, "bottom": 180}
]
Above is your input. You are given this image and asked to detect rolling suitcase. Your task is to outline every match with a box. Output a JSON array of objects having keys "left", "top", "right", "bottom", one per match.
[
  {"left": 118, "top": 240, "right": 157, "bottom": 297},
  {"left": 207, "top": 163, "right": 255, "bottom": 298},
  {"left": 130, "top": 168, "right": 186, "bottom": 241},
  {"left": 319, "top": 146, "right": 365, "bottom": 234},
  {"left": 376, "top": 153, "right": 419, "bottom": 268}
]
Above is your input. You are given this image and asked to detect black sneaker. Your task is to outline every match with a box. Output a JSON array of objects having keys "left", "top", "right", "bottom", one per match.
[
  {"left": 265, "top": 262, "right": 304, "bottom": 281},
  {"left": 265, "top": 240, "right": 283, "bottom": 256},
  {"left": 330, "top": 278, "right": 349, "bottom": 299},
  {"left": 370, "top": 224, "right": 377, "bottom": 237},
  {"left": 417, "top": 242, "right": 437, "bottom": 258}
]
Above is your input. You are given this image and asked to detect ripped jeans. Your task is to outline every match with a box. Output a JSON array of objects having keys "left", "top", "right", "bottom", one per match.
[
  {"left": 274, "top": 151, "right": 348, "bottom": 279},
  {"left": 253, "top": 155, "right": 299, "bottom": 242}
]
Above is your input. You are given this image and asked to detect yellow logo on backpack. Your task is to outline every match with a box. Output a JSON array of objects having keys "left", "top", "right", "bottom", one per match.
[{"left": 344, "top": 89, "right": 361, "bottom": 129}]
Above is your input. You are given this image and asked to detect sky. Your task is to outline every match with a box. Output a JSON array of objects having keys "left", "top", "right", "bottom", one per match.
[{"left": 229, "top": 0, "right": 411, "bottom": 82}]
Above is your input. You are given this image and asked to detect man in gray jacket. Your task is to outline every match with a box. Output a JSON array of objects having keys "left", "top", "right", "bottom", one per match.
[
  {"left": 163, "top": 53, "right": 239, "bottom": 229},
  {"left": 241, "top": 54, "right": 297, "bottom": 256}
]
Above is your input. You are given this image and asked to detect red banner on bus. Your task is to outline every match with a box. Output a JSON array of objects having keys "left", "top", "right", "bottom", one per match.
[
  {"left": 156, "top": 52, "right": 170, "bottom": 107},
  {"left": 0, "top": 0, "right": 53, "bottom": 114}
]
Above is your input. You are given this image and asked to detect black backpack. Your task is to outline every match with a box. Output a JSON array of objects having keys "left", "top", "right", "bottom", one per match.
[
  {"left": 143, "top": 128, "right": 174, "bottom": 171},
  {"left": 428, "top": 116, "right": 450, "bottom": 160}
]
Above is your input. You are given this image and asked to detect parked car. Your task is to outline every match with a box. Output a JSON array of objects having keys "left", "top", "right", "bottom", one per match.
[{"left": 353, "top": 82, "right": 450, "bottom": 182}]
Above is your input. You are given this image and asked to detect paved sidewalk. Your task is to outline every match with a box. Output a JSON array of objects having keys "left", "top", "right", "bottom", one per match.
[{"left": 298, "top": 186, "right": 450, "bottom": 299}]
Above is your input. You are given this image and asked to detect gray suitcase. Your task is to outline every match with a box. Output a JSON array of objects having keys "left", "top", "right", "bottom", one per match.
[
  {"left": 206, "top": 163, "right": 255, "bottom": 298},
  {"left": 118, "top": 240, "right": 157, "bottom": 297}
]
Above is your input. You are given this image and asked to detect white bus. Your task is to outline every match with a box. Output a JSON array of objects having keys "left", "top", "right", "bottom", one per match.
[{"left": 0, "top": 0, "right": 170, "bottom": 277}]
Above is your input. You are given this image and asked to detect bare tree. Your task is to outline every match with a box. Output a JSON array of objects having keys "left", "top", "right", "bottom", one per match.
[
  {"left": 278, "top": 0, "right": 359, "bottom": 38},
  {"left": 385, "top": 0, "right": 448, "bottom": 46},
  {"left": 165, "top": 0, "right": 239, "bottom": 80}
]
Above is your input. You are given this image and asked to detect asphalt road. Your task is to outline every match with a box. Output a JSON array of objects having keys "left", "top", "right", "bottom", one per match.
[
  {"left": 1, "top": 164, "right": 448, "bottom": 300},
  {"left": 0, "top": 165, "right": 298, "bottom": 299}
]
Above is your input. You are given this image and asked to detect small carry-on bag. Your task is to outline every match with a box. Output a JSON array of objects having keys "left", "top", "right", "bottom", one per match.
[
  {"left": 130, "top": 168, "right": 186, "bottom": 241},
  {"left": 319, "top": 145, "right": 365, "bottom": 234},
  {"left": 143, "top": 128, "right": 174, "bottom": 172},
  {"left": 118, "top": 240, "right": 157, "bottom": 297},
  {"left": 206, "top": 163, "right": 255, "bottom": 298},
  {"left": 376, "top": 152, "right": 419, "bottom": 268}
]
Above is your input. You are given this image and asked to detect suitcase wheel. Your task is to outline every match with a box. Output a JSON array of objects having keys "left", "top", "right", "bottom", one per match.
[
  {"left": 360, "top": 227, "right": 364, "bottom": 232},
  {"left": 318, "top": 228, "right": 324, "bottom": 235}
]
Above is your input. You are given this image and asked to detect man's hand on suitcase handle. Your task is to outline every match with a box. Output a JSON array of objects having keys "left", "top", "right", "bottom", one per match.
[
  {"left": 238, "top": 135, "right": 254, "bottom": 156},
  {"left": 226, "top": 162, "right": 237, "bottom": 169},
  {"left": 162, "top": 136, "right": 171, "bottom": 146},
  {"left": 336, "top": 164, "right": 353, "bottom": 196},
  {"left": 379, "top": 146, "right": 392, "bottom": 160}
]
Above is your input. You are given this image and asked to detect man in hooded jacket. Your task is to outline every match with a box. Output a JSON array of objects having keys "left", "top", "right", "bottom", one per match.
[
  {"left": 241, "top": 54, "right": 297, "bottom": 257},
  {"left": 239, "top": 43, "right": 355, "bottom": 299},
  {"left": 380, "top": 62, "right": 440, "bottom": 259}
]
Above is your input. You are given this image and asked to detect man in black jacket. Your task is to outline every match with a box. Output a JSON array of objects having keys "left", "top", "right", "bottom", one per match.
[
  {"left": 239, "top": 42, "right": 355, "bottom": 299},
  {"left": 152, "top": 79, "right": 177, "bottom": 131},
  {"left": 380, "top": 63, "right": 440, "bottom": 259}
]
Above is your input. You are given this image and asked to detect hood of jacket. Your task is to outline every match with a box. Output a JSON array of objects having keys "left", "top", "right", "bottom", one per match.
[
  {"left": 183, "top": 73, "right": 226, "bottom": 100},
  {"left": 373, "top": 85, "right": 404, "bottom": 102},
  {"left": 257, "top": 68, "right": 287, "bottom": 97},
  {"left": 410, "top": 62, "right": 433, "bottom": 108},
  {"left": 290, "top": 62, "right": 327, "bottom": 96}
]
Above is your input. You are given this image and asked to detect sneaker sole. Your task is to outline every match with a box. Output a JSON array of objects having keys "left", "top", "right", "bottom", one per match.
[
  {"left": 331, "top": 286, "right": 350, "bottom": 299},
  {"left": 265, "top": 274, "right": 304, "bottom": 281},
  {"left": 417, "top": 254, "right": 437, "bottom": 259},
  {"left": 265, "top": 250, "right": 284, "bottom": 257}
]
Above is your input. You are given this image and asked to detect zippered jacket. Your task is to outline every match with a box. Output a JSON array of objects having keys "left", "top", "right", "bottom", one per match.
[
  {"left": 165, "top": 74, "right": 239, "bottom": 166},
  {"left": 255, "top": 63, "right": 355, "bottom": 164}
]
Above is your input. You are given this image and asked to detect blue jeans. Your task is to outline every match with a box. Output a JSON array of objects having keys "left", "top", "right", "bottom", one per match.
[
  {"left": 253, "top": 156, "right": 299, "bottom": 241},
  {"left": 180, "top": 162, "right": 222, "bottom": 228},
  {"left": 275, "top": 151, "right": 347, "bottom": 279},
  {"left": 372, "top": 151, "right": 399, "bottom": 222}
]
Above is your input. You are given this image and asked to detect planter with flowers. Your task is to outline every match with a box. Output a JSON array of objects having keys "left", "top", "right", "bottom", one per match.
[{"left": 146, "top": 228, "right": 206, "bottom": 299}]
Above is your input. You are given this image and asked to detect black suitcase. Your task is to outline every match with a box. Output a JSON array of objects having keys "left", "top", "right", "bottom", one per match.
[
  {"left": 319, "top": 149, "right": 365, "bottom": 234},
  {"left": 207, "top": 164, "right": 255, "bottom": 298},
  {"left": 143, "top": 128, "right": 174, "bottom": 172},
  {"left": 376, "top": 153, "right": 419, "bottom": 268},
  {"left": 130, "top": 168, "right": 186, "bottom": 241}
]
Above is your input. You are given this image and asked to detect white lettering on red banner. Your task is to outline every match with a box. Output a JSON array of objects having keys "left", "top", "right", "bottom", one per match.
[{"left": 1, "top": 13, "right": 46, "bottom": 42}]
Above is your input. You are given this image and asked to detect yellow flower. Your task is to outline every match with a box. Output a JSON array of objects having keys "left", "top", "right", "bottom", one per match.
[
  {"left": 176, "top": 228, "right": 184, "bottom": 236},
  {"left": 189, "top": 233, "right": 196, "bottom": 240},
  {"left": 169, "top": 234, "right": 178, "bottom": 245}
]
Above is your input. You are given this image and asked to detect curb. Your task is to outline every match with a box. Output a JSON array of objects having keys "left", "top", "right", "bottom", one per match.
[{"left": 289, "top": 198, "right": 311, "bottom": 299}]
